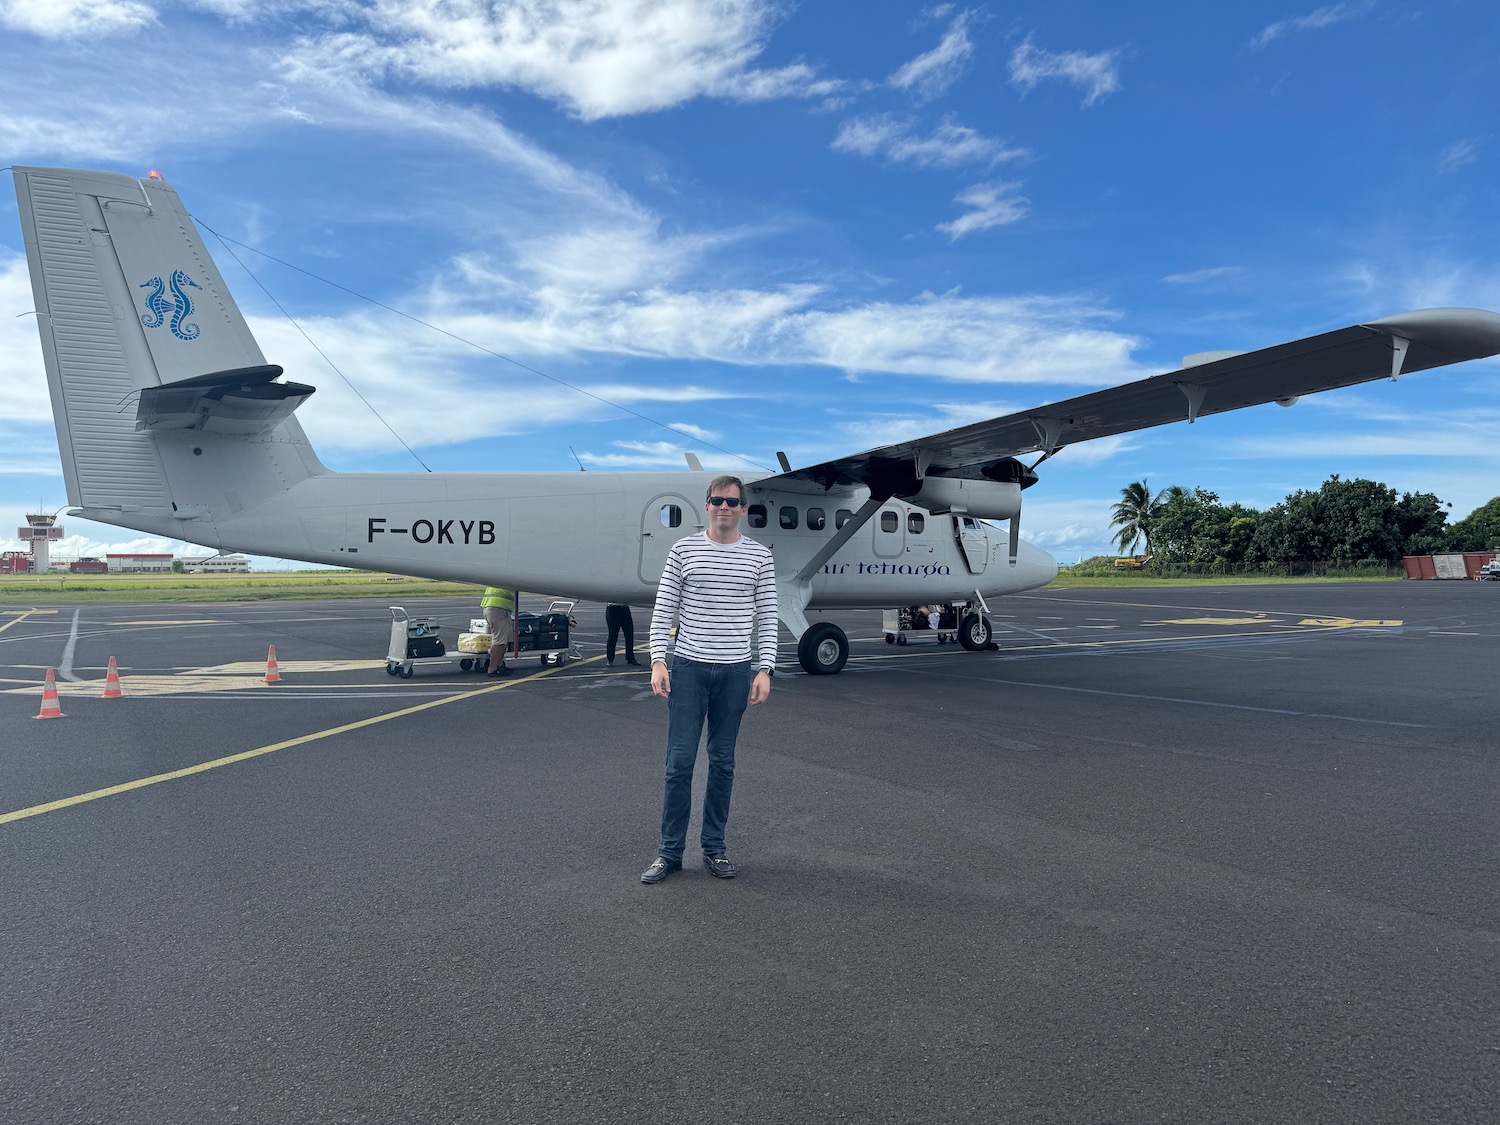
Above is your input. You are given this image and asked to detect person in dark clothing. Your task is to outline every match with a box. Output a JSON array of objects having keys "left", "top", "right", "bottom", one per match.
[{"left": 605, "top": 603, "right": 641, "bottom": 666}]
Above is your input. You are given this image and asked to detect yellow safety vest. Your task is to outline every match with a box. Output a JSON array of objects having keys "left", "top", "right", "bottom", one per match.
[{"left": 481, "top": 587, "right": 515, "bottom": 611}]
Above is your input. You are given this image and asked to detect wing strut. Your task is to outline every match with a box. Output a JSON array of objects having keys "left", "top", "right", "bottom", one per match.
[
  {"left": 793, "top": 494, "right": 886, "bottom": 584},
  {"left": 1175, "top": 381, "right": 1208, "bottom": 424},
  {"left": 1389, "top": 334, "right": 1410, "bottom": 381}
]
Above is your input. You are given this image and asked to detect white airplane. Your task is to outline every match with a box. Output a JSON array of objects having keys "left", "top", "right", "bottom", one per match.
[{"left": 12, "top": 166, "right": 1500, "bottom": 675}]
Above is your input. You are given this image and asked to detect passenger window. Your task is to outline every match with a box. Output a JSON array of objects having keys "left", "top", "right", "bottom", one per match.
[
  {"left": 836, "top": 509, "right": 853, "bottom": 529},
  {"left": 880, "top": 511, "right": 898, "bottom": 533},
  {"left": 747, "top": 504, "right": 767, "bottom": 529},
  {"left": 780, "top": 506, "right": 799, "bottom": 530},
  {"left": 908, "top": 513, "right": 924, "bottom": 534},
  {"left": 807, "top": 507, "right": 826, "bottom": 531},
  {"left": 660, "top": 504, "right": 682, "bottom": 528}
]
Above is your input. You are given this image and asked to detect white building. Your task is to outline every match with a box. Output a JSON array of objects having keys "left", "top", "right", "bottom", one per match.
[
  {"left": 180, "top": 554, "right": 251, "bottom": 573},
  {"left": 106, "top": 552, "right": 174, "bottom": 573}
]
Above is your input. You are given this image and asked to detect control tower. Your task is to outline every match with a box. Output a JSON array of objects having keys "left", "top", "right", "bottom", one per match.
[{"left": 20, "top": 513, "right": 63, "bottom": 573}]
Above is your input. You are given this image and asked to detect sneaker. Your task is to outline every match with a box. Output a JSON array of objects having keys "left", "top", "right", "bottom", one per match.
[
  {"left": 640, "top": 857, "right": 681, "bottom": 884},
  {"left": 606, "top": 657, "right": 615, "bottom": 666},
  {"left": 488, "top": 664, "right": 511, "bottom": 676},
  {"left": 702, "top": 853, "right": 738, "bottom": 879}
]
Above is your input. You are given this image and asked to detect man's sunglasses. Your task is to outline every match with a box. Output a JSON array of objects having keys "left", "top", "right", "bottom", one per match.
[{"left": 707, "top": 495, "right": 744, "bottom": 508}]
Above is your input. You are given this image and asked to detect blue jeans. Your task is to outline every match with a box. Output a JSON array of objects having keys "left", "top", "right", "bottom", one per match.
[{"left": 659, "top": 657, "right": 751, "bottom": 862}]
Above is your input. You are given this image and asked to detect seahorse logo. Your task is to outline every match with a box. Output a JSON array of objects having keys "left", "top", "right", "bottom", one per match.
[
  {"left": 168, "top": 270, "right": 203, "bottom": 340},
  {"left": 139, "top": 275, "right": 170, "bottom": 329},
  {"left": 139, "top": 269, "right": 204, "bottom": 340}
]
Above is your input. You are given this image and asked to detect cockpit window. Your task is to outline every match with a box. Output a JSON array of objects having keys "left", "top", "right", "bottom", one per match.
[
  {"left": 907, "top": 512, "right": 924, "bottom": 534},
  {"left": 880, "top": 511, "right": 898, "bottom": 533}
]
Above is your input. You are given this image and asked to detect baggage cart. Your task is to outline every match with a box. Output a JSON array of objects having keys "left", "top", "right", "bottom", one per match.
[
  {"left": 882, "top": 603, "right": 959, "bottom": 646},
  {"left": 383, "top": 602, "right": 582, "bottom": 677}
]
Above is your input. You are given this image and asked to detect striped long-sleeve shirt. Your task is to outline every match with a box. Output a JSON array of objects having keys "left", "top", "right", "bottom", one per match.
[{"left": 649, "top": 531, "right": 779, "bottom": 670}]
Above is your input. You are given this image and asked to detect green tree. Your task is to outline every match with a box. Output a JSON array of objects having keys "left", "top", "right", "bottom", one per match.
[
  {"left": 1248, "top": 476, "right": 1440, "bottom": 564},
  {"left": 1109, "top": 480, "right": 1163, "bottom": 555},
  {"left": 1395, "top": 491, "right": 1449, "bottom": 555},
  {"left": 1152, "top": 487, "right": 1253, "bottom": 567},
  {"left": 1444, "top": 497, "right": 1500, "bottom": 552}
]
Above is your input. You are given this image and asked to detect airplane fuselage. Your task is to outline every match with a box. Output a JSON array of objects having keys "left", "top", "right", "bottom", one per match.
[{"left": 113, "top": 465, "right": 1057, "bottom": 607}]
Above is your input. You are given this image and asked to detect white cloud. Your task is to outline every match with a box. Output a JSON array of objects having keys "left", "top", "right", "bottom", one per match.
[
  {"left": 936, "top": 181, "right": 1029, "bottom": 240},
  {"left": 831, "top": 115, "right": 1029, "bottom": 169},
  {"left": 1438, "top": 139, "right": 1479, "bottom": 174},
  {"left": 0, "top": 0, "right": 155, "bottom": 38},
  {"left": 1162, "top": 266, "right": 1244, "bottom": 285},
  {"left": 1250, "top": 2, "right": 1375, "bottom": 50},
  {"left": 890, "top": 10, "right": 973, "bottom": 100},
  {"left": 279, "top": 0, "right": 836, "bottom": 120},
  {"left": 1055, "top": 434, "right": 1140, "bottom": 465},
  {"left": 1230, "top": 426, "right": 1500, "bottom": 460},
  {"left": 1009, "top": 35, "right": 1122, "bottom": 107},
  {"left": 666, "top": 422, "right": 720, "bottom": 442},
  {"left": 0, "top": 255, "right": 51, "bottom": 425},
  {"left": 577, "top": 438, "right": 757, "bottom": 469},
  {"left": 789, "top": 291, "right": 1139, "bottom": 384}
]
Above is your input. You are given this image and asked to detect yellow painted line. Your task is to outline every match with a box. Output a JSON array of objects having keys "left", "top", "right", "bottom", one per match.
[
  {"left": 1297, "top": 617, "right": 1402, "bottom": 628},
  {"left": 1150, "top": 616, "right": 1273, "bottom": 626},
  {"left": 111, "top": 619, "right": 221, "bottom": 626},
  {"left": 1, "top": 659, "right": 396, "bottom": 697},
  {"left": 0, "top": 609, "right": 44, "bottom": 635},
  {"left": 851, "top": 622, "right": 1374, "bottom": 661},
  {"left": 195, "top": 659, "right": 389, "bottom": 675},
  {"left": 1, "top": 655, "right": 604, "bottom": 826}
]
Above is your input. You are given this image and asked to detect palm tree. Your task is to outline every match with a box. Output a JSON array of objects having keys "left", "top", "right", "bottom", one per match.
[{"left": 1110, "top": 480, "right": 1163, "bottom": 556}]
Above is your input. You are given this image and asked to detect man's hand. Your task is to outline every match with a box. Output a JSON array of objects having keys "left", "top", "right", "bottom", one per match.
[
  {"left": 651, "top": 660, "right": 671, "bottom": 698},
  {"left": 749, "top": 669, "right": 771, "bottom": 704}
]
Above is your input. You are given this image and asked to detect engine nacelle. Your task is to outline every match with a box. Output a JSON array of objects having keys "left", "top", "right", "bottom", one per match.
[{"left": 902, "top": 477, "right": 1021, "bottom": 520}]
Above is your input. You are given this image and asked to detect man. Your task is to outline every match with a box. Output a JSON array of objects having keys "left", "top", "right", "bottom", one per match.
[
  {"left": 481, "top": 586, "right": 516, "bottom": 676},
  {"left": 641, "top": 475, "right": 777, "bottom": 884},
  {"left": 604, "top": 603, "right": 640, "bottom": 667}
]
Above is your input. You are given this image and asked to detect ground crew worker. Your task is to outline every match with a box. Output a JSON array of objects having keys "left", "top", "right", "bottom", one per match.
[{"left": 481, "top": 586, "right": 516, "bottom": 676}]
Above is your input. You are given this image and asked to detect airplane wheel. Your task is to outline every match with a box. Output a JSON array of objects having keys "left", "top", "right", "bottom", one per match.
[
  {"left": 957, "top": 613, "right": 993, "bottom": 651},
  {"left": 399, "top": 664, "right": 414, "bottom": 678},
  {"left": 896, "top": 634, "right": 907, "bottom": 646},
  {"left": 798, "top": 622, "right": 848, "bottom": 675}
]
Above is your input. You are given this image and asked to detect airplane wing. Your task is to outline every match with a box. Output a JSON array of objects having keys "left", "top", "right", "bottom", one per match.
[{"left": 762, "top": 308, "right": 1500, "bottom": 497}]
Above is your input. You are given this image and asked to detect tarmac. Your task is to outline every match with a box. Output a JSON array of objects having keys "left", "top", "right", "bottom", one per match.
[{"left": 1, "top": 582, "right": 1496, "bottom": 1124}]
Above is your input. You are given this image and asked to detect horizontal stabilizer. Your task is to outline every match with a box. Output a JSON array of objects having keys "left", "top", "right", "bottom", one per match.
[{"left": 135, "top": 365, "right": 315, "bottom": 434}]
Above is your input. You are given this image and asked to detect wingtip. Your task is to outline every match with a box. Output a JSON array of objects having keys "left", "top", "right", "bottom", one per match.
[{"left": 1362, "top": 308, "right": 1500, "bottom": 360}]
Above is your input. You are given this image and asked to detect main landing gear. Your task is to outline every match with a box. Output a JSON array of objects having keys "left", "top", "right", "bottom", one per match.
[{"left": 797, "top": 622, "right": 849, "bottom": 675}]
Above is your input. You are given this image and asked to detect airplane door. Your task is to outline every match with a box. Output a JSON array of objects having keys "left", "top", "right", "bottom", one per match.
[
  {"left": 955, "top": 516, "right": 988, "bottom": 575},
  {"left": 640, "top": 494, "right": 702, "bottom": 584},
  {"left": 872, "top": 505, "right": 905, "bottom": 559}
]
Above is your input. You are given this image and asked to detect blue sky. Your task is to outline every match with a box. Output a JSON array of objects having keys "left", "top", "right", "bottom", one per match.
[{"left": 2, "top": 0, "right": 1498, "bottom": 568}]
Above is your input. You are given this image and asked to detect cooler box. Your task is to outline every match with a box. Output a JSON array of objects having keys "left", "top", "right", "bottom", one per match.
[{"left": 457, "top": 632, "right": 492, "bottom": 654}]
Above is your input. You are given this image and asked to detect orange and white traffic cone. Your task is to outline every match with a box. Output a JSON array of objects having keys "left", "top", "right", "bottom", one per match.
[
  {"left": 102, "top": 656, "right": 124, "bottom": 700},
  {"left": 35, "top": 668, "right": 65, "bottom": 720},
  {"left": 264, "top": 644, "right": 283, "bottom": 684}
]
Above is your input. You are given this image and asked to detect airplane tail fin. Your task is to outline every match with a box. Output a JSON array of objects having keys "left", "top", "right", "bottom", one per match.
[{"left": 12, "top": 166, "right": 322, "bottom": 541}]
